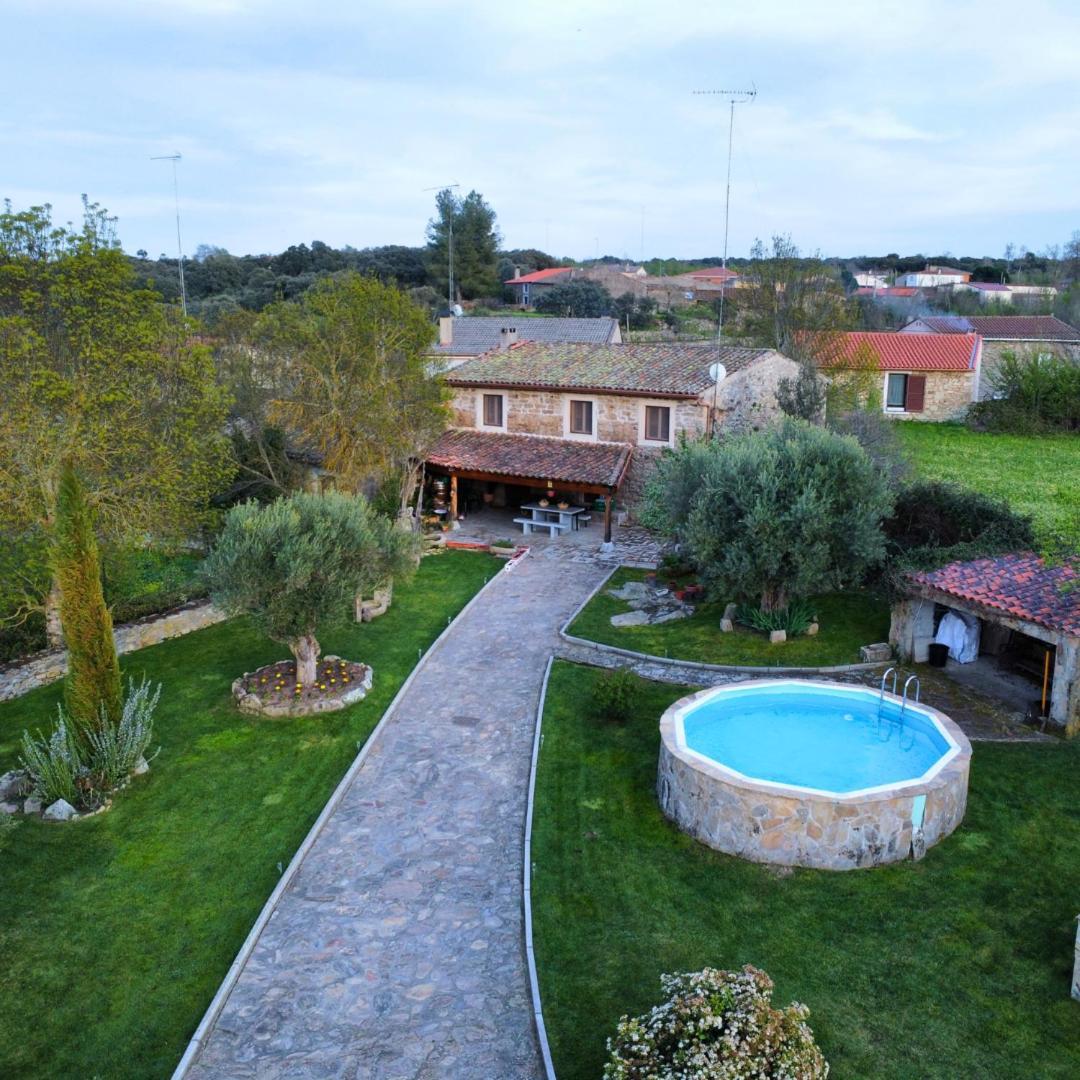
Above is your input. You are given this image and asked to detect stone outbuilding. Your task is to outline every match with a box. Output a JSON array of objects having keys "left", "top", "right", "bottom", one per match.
[{"left": 890, "top": 553, "right": 1080, "bottom": 735}]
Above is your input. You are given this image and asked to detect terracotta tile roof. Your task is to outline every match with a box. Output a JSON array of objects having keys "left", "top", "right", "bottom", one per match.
[
  {"left": 909, "top": 315, "right": 1080, "bottom": 341},
  {"left": 908, "top": 553, "right": 1080, "bottom": 637},
  {"left": 817, "top": 331, "right": 978, "bottom": 372},
  {"left": 429, "top": 316, "right": 619, "bottom": 356},
  {"left": 446, "top": 341, "right": 773, "bottom": 397},
  {"left": 426, "top": 428, "right": 631, "bottom": 488},
  {"left": 686, "top": 266, "right": 740, "bottom": 281},
  {"left": 506, "top": 267, "right": 575, "bottom": 285}
]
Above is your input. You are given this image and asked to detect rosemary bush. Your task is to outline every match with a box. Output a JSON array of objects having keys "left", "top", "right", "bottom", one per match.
[{"left": 20, "top": 677, "right": 161, "bottom": 811}]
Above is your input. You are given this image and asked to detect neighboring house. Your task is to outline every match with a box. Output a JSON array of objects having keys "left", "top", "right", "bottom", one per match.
[
  {"left": 854, "top": 285, "right": 925, "bottom": 303},
  {"left": 891, "top": 552, "right": 1079, "bottom": 736},
  {"left": 948, "top": 281, "right": 1013, "bottom": 303},
  {"left": 853, "top": 270, "right": 890, "bottom": 289},
  {"left": 425, "top": 341, "right": 798, "bottom": 538},
  {"left": 504, "top": 266, "right": 577, "bottom": 306},
  {"left": 818, "top": 331, "right": 982, "bottom": 421},
  {"left": 900, "top": 315, "right": 1080, "bottom": 396},
  {"left": 429, "top": 315, "right": 620, "bottom": 368},
  {"left": 897, "top": 264, "right": 971, "bottom": 288}
]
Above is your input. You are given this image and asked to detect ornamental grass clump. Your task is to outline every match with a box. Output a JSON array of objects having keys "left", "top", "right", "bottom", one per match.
[{"left": 603, "top": 965, "right": 828, "bottom": 1080}]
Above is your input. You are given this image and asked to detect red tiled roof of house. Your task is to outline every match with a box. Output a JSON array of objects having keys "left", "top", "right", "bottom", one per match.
[
  {"left": 908, "top": 553, "right": 1080, "bottom": 637},
  {"left": 686, "top": 266, "right": 740, "bottom": 281},
  {"left": 507, "top": 267, "right": 575, "bottom": 285},
  {"left": 915, "top": 315, "right": 1080, "bottom": 341},
  {"left": 426, "top": 428, "right": 631, "bottom": 488},
  {"left": 817, "top": 331, "right": 978, "bottom": 371}
]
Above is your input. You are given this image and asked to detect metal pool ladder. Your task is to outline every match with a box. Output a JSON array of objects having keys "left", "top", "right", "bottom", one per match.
[{"left": 897, "top": 675, "right": 921, "bottom": 751}]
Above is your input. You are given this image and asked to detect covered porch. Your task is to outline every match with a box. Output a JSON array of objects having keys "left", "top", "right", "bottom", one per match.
[{"left": 425, "top": 429, "right": 633, "bottom": 546}]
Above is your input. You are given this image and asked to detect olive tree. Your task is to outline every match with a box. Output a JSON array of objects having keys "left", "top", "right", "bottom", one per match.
[
  {"left": 202, "top": 491, "right": 417, "bottom": 685},
  {"left": 644, "top": 421, "right": 892, "bottom": 612}
]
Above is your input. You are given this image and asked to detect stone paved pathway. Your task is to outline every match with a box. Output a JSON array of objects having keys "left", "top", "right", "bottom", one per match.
[{"left": 185, "top": 552, "right": 608, "bottom": 1080}]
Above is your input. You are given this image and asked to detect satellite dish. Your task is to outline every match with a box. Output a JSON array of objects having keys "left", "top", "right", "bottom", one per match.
[{"left": 708, "top": 362, "right": 727, "bottom": 383}]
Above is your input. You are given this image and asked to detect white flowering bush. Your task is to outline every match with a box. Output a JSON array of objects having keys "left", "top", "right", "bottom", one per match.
[{"left": 603, "top": 965, "right": 828, "bottom": 1080}]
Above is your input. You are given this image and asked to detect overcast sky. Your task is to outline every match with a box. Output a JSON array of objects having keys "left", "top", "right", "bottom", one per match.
[{"left": 4, "top": 0, "right": 1079, "bottom": 262}]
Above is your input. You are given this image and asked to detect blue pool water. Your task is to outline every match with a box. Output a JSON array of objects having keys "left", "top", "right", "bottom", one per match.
[{"left": 681, "top": 684, "right": 952, "bottom": 794}]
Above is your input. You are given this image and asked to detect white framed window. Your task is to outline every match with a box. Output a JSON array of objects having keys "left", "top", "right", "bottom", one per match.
[
  {"left": 564, "top": 396, "right": 598, "bottom": 440},
  {"left": 640, "top": 403, "right": 673, "bottom": 445},
  {"left": 885, "top": 373, "right": 908, "bottom": 411},
  {"left": 478, "top": 391, "right": 507, "bottom": 431}
]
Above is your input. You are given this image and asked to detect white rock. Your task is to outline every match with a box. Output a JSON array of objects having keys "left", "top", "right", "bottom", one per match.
[
  {"left": 0, "top": 801, "right": 19, "bottom": 815},
  {"left": 22, "top": 795, "right": 43, "bottom": 815},
  {"left": 43, "top": 798, "right": 77, "bottom": 822},
  {"left": 651, "top": 609, "right": 690, "bottom": 625},
  {"left": 769, "top": 629, "right": 787, "bottom": 644},
  {"left": 610, "top": 610, "right": 651, "bottom": 628},
  {"left": 131, "top": 757, "right": 150, "bottom": 777},
  {"left": 719, "top": 618, "right": 734, "bottom": 633}
]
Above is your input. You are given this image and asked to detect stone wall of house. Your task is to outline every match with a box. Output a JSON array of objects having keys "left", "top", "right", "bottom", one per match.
[
  {"left": 449, "top": 386, "right": 707, "bottom": 444},
  {"left": 0, "top": 601, "right": 227, "bottom": 704},
  {"left": 978, "top": 340, "right": 1080, "bottom": 399},
  {"left": 713, "top": 351, "right": 801, "bottom": 433}
]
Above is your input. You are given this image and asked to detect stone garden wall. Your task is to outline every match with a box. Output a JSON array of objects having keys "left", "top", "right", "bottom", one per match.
[{"left": 0, "top": 601, "right": 227, "bottom": 703}]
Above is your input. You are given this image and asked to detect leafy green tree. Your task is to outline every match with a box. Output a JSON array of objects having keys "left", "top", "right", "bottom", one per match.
[
  {"left": 54, "top": 464, "right": 122, "bottom": 737},
  {"left": 535, "top": 279, "right": 613, "bottom": 317},
  {"left": 644, "top": 421, "right": 891, "bottom": 612},
  {"left": 426, "top": 188, "right": 501, "bottom": 300},
  {"left": 260, "top": 272, "right": 447, "bottom": 515},
  {"left": 203, "top": 491, "right": 417, "bottom": 684},
  {"left": 0, "top": 199, "right": 234, "bottom": 643}
]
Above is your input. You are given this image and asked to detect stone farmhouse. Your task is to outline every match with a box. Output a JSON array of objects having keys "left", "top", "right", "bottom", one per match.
[
  {"left": 424, "top": 341, "right": 797, "bottom": 541},
  {"left": 899, "top": 314, "right": 1080, "bottom": 397},
  {"left": 819, "top": 331, "right": 983, "bottom": 421},
  {"left": 428, "top": 315, "right": 620, "bottom": 368}
]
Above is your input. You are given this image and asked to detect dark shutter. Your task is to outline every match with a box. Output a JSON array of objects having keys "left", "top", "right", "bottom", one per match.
[{"left": 905, "top": 375, "right": 926, "bottom": 412}]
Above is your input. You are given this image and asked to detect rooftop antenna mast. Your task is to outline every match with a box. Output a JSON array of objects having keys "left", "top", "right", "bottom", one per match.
[
  {"left": 693, "top": 85, "right": 756, "bottom": 433},
  {"left": 151, "top": 153, "right": 187, "bottom": 317},
  {"left": 424, "top": 182, "right": 461, "bottom": 311}
]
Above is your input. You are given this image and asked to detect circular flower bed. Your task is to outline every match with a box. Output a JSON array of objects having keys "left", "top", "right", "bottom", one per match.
[{"left": 232, "top": 655, "right": 372, "bottom": 717}]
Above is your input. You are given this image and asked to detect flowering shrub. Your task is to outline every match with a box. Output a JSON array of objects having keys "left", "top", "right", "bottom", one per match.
[{"left": 603, "top": 965, "right": 828, "bottom": 1079}]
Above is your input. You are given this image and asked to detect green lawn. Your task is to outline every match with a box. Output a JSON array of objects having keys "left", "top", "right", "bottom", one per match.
[
  {"left": 0, "top": 550, "right": 498, "bottom": 1080},
  {"left": 567, "top": 568, "right": 890, "bottom": 667},
  {"left": 896, "top": 422, "right": 1080, "bottom": 547},
  {"left": 532, "top": 662, "right": 1080, "bottom": 1080}
]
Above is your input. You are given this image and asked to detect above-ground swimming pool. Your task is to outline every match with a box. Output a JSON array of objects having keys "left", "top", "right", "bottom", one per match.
[{"left": 657, "top": 679, "right": 972, "bottom": 870}]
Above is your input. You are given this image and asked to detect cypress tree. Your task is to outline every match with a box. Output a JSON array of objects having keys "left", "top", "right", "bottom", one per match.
[{"left": 54, "top": 463, "right": 122, "bottom": 735}]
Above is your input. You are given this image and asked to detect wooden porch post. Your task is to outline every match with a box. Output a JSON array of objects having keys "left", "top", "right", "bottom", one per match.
[
  {"left": 603, "top": 489, "right": 613, "bottom": 544},
  {"left": 449, "top": 473, "right": 458, "bottom": 521}
]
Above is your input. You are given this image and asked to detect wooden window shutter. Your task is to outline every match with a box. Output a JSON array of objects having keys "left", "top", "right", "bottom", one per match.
[{"left": 905, "top": 374, "right": 926, "bottom": 412}]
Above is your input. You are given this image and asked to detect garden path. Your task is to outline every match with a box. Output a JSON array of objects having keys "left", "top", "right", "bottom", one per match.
[{"left": 183, "top": 551, "right": 609, "bottom": 1080}]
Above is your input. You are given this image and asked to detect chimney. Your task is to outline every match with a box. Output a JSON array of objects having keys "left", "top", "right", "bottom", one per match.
[
  {"left": 513, "top": 266, "right": 521, "bottom": 280},
  {"left": 439, "top": 316, "right": 453, "bottom": 347},
  {"left": 498, "top": 327, "right": 518, "bottom": 351}
]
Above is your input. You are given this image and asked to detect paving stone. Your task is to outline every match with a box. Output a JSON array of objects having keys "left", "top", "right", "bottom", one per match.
[{"left": 186, "top": 553, "right": 608, "bottom": 1079}]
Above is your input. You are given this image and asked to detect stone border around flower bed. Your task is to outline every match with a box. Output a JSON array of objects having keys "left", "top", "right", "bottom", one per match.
[
  {"left": 560, "top": 568, "right": 891, "bottom": 677},
  {"left": 0, "top": 759, "right": 150, "bottom": 823},
  {"left": 232, "top": 658, "right": 373, "bottom": 717},
  {"left": 0, "top": 600, "right": 227, "bottom": 705}
]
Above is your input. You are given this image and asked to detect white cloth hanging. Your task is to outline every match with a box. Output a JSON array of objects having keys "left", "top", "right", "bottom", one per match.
[{"left": 934, "top": 610, "right": 981, "bottom": 664}]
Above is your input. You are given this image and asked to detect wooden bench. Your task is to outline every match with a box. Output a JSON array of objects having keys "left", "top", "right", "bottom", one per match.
[{"left": 513, "top": 517, "right": 569, "bottom": 537}]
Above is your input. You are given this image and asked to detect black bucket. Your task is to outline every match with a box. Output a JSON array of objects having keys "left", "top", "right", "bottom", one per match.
[{"left": 927, "top": 642, "right": 949, "bottom": 668}]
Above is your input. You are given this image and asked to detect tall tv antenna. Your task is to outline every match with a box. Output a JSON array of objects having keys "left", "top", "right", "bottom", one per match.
[
  {"left": 151, "top": 153, "right": 187, "bottom": 317},
  {"left": 693, "top": 85, "right": 756, "bottom": 433},
  {"left": 424, "top": 182, "right": 461, "bottom": 311}
]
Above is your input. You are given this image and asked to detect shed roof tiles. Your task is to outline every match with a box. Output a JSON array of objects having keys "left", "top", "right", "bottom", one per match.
[
  {"left": 818, "top": 331, "right": 978, "bottom": 371},
  {"left": 908, "top": 553, "right": 1080, "bottom": 637}
]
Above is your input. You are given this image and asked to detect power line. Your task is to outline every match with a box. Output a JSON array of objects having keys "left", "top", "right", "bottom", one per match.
[{"left": 151, "top": 153, "right": 186, "bottom": 317}]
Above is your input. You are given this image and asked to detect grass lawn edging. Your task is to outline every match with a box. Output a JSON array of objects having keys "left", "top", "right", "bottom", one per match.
[
  {"left": 523, "top": 656, "right": 559, "bottom": 1080},
  {"left": 171, "top": 551, "right": 525, "bottom": 1079},
  {"left": 560, "top": 568, "right": 890, "bottom": 676}
]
